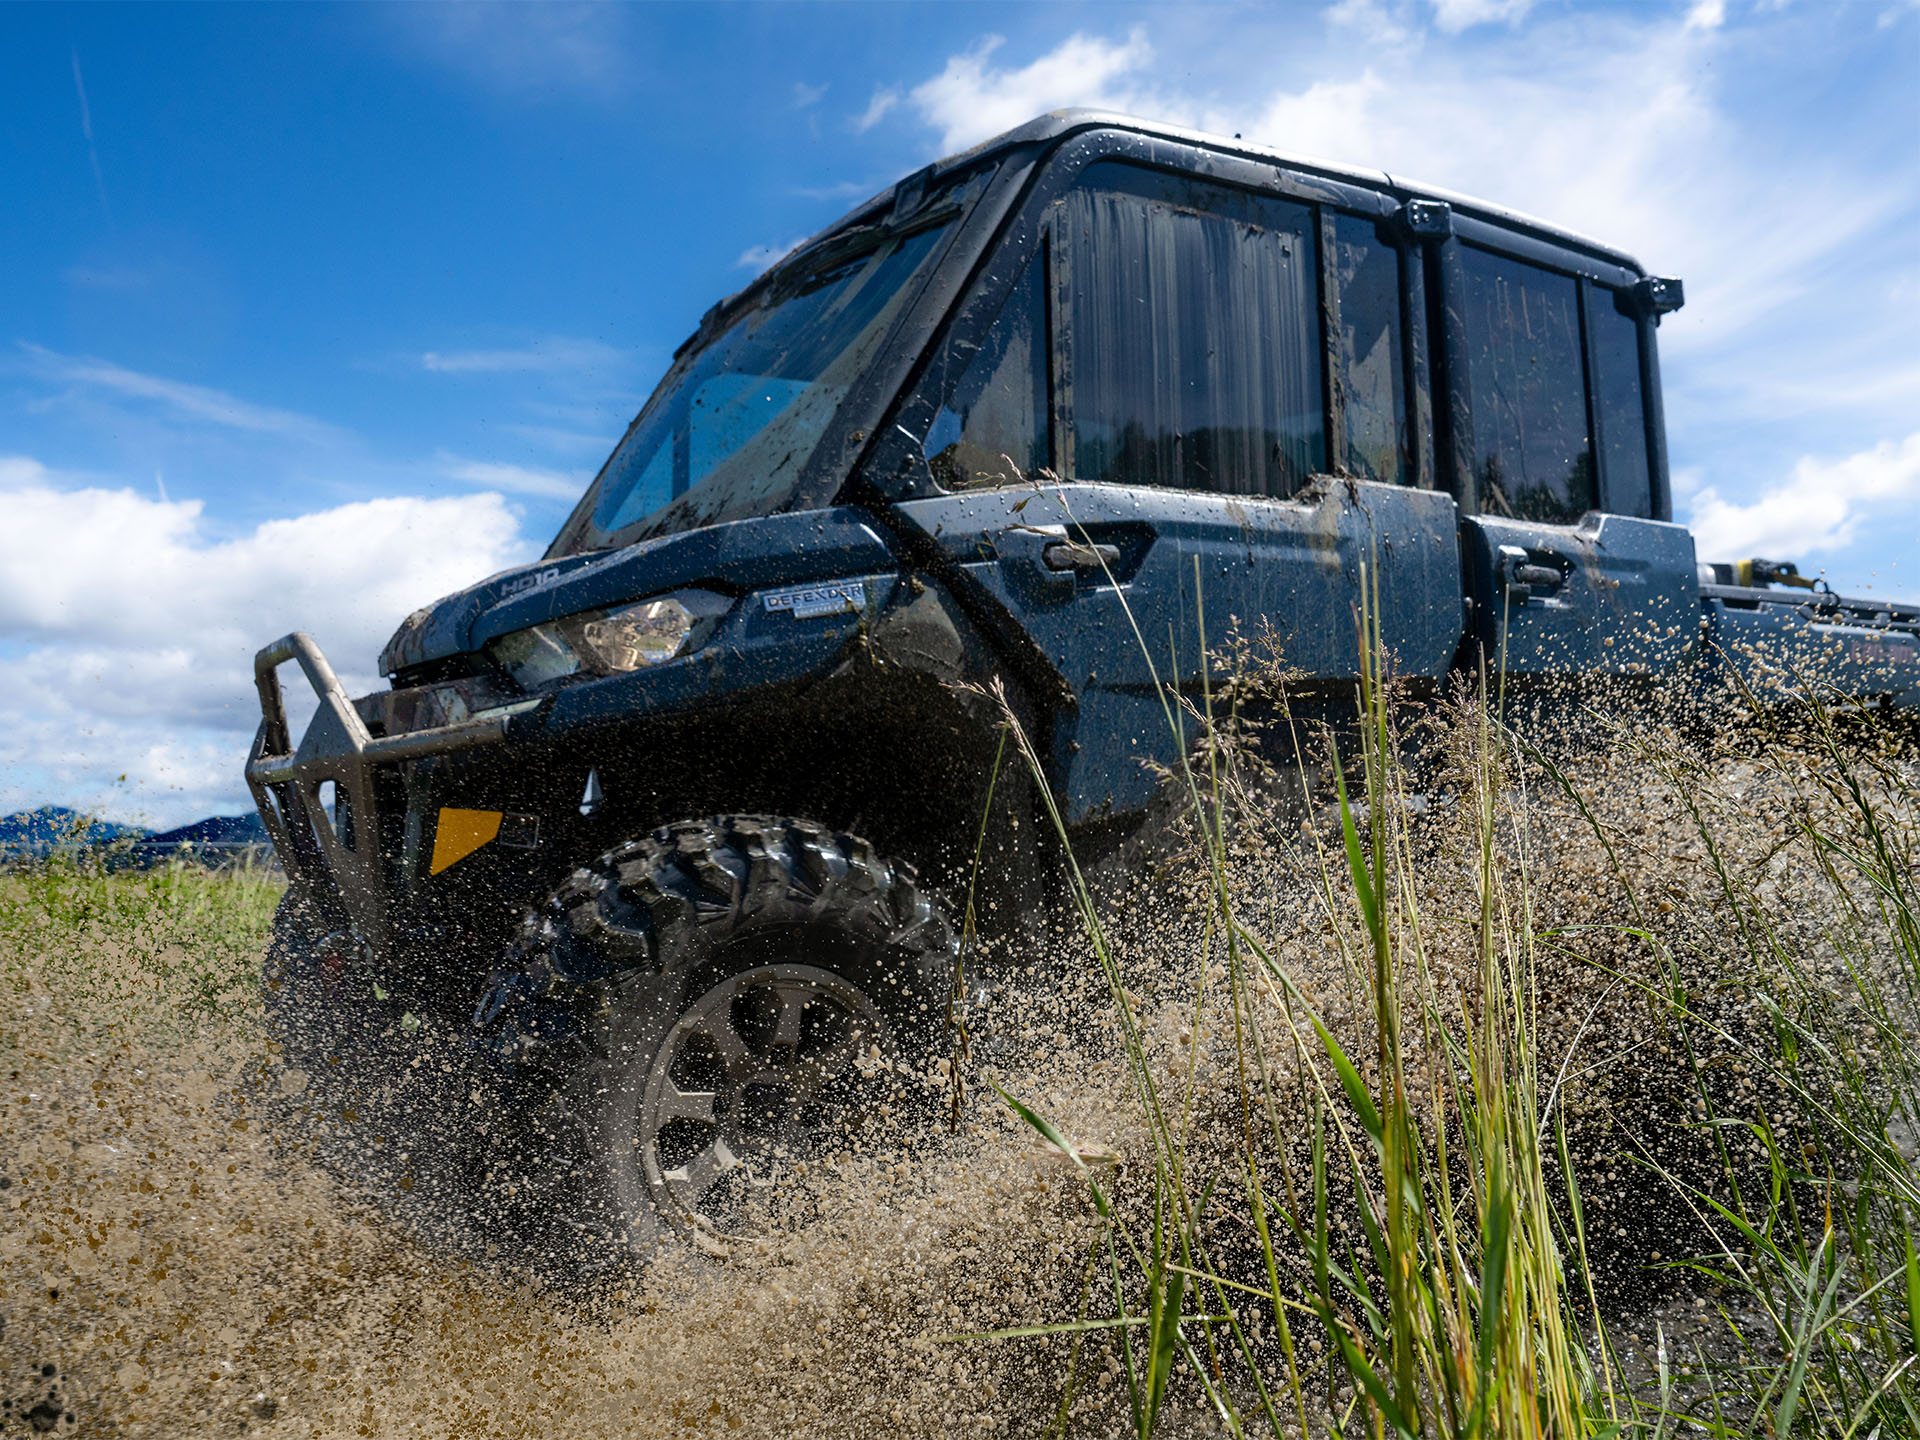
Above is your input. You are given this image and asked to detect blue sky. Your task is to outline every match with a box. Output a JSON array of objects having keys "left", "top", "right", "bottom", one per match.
[{"left": 3, "top": 0, "right": 1917, "bottom": 825}]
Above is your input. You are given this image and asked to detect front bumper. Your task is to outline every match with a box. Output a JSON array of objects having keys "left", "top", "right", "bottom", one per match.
[
  {"left": 244, "top": 572, "right": 901, "bottom": 951},
  {"left": 245, "top": 631, "right": 537, "bottom": 945}
]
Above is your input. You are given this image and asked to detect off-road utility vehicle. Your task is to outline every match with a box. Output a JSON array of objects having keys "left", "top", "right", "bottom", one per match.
[{"left": 249, "top": 111, "right": 1920, "bottom": 1263}]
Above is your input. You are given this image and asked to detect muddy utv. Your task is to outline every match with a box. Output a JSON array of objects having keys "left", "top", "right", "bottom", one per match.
[{"left": 248, "top": 110, "right": 1920, "bottom": 1264}]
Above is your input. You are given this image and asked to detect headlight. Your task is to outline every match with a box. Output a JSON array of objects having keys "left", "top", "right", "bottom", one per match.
[
  {"left": 492, "top": 623, "right": 582, "bottom": 688},
  {"left": 490, "top": 589, "right": 730, "bottom": 690},
  {"left": 577, "top": 596, "right": 697, "bottom": 672}
]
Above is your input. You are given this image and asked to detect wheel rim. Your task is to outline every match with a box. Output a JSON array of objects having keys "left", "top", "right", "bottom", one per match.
[{"left": 637, "top": 963, "right": 897, "bottom": 1250}]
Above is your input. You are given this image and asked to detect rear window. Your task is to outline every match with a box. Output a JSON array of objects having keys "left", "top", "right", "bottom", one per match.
[
  {"left": 1592, "top": 294, "right": 1653, "bottom": 517},
  {"left": 1460, "top": 246, "right": 1593, "bottom": 523},
  {"left": 905, "top": 155, "right": 1657, "bottom": 521}
]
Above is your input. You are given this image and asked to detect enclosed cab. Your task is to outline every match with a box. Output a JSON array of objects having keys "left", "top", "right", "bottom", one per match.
[{"left": 248, "top": 111, "right": 1920, "bottom": 1261}]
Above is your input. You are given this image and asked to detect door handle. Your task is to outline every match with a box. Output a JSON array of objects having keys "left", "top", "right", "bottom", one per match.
[
  {"left": 996, "top": 523, "right": 1138, "bottom": 602},
  {"left": 995, "top": 525, "right": 1076, "bottom": 600},
  {"left": 1496, "top": 545, "right": 1567, "bottom": 605},
  {"left": 1043, "top": 541, "right": 1122, "bottom": 573}
]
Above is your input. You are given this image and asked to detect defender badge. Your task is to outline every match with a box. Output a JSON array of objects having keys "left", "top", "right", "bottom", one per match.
[{"left": 762, "top": 580, "right": 866, "bottom": 619}]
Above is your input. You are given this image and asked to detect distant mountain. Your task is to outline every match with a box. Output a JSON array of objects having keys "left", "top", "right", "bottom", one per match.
[
  {"left": 1, "top": 805, "right": 274, "bottom": 853},
  {"left": 140, "top": 812, "right": 268, "bottom": 848},
  {"left": 0, "top": 805, "right": 150, "bottom": 850}
]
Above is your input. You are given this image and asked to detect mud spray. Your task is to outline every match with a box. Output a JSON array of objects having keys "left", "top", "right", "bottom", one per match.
[{"left": 4, "top": 695, "right": 1915, "bottom": 1437}]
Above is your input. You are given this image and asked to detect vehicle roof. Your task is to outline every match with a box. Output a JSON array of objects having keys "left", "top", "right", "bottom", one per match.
[
  {"left": 696, "top": 108, "right": 1654, "bottom": 404},
  {"left": 914, "top": 108, "right": 1651, "bottom": 278}
]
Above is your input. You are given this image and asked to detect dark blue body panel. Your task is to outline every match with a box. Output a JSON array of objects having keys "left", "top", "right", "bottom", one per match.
[
  {"left": 379, "top": 508, "right": 900, "bottom": 676},
  {"left": 1461, "top": 512, "right": 1701, "bottom": 675},
  {"left": 896, "top": 479, "right": 1464, "bottom": 821},
  {"left": 1699, "top": 590, "right": 1920, "bottom": 710}
]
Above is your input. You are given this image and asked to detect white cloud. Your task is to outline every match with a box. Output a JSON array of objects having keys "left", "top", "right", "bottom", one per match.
[
  {"left": 0, "top": 464, "right": 537, "bottom": 825},
  {"left": 736, "top": 237, "right": 808, "bottom": 272},
  {"left": 1324, "top": 0, "right": 1417, "bottom": 47},
  {"left": 420, "top": 337, "right": 623, "bottom": 374},
  {"left": 1682, "top": 358, "right": 1920, "bottom": 424},
  {"left": 793, "top": 80, "right": 829, "bottom": 109},
  {"left": 1234, "top": 41, "right": 1707, "bottom": 237},
  {"left": 391, "top": 2, "right": 628, "bottom": 97},
  {"left": 907, "top": 28, "right": 1191, "bottom": 153},
  {"left": 852, "top": 87, "right": 900, "bottom": 133},
  {"left": 439, "top": 454, "right": 587, "bottom": 500},
  {"left": 1685, "top": 0, "right": 1728, "bottom": 30},
  {"left": 0, "top": 675, "right": 250, "bottom": 830},
  {"left": 1229, "top": 72, "right": 1389, "bottom": 166},
  {"left": 0, "top": 480, "right": 528, "bottom": 653},
  {"left": 1429, "top": 0, "right": 1536, "bottom": 32},
  {"left": 1686, "top": 432, "right": 1920, "bottom": 559},
  {"left": 20, "top": 344, "right": 338, "bottom": 442},
  {"left": 0, "top": 455, "right": 55, "bottom": 488}
]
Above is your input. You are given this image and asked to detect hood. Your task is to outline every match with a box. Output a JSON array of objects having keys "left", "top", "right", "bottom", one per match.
[{"left": 377, "top": 507, "right": 899, "bottom": 677}]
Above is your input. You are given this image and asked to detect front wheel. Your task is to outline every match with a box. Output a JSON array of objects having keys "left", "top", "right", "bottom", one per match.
[{"left": 481, "top": 816, "right": 956, "bottom": 1265}]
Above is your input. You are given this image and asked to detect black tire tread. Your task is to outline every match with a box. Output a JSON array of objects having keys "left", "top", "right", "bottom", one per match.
[
  {"left": 480, "top": 815, "right": 953, "bottom": 1055},
  {"left": 472, "top": 815, "right": 955, "bottom": 1266}
]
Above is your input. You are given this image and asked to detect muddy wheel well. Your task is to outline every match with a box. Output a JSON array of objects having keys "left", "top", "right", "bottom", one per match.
[{"left": 556, "top": 669, "right": 1049, "bottom": 933}]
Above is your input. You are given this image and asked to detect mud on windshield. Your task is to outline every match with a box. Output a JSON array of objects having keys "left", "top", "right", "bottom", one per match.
[{"left": 556, "top": 185, "right": 978, "bottom": 554}]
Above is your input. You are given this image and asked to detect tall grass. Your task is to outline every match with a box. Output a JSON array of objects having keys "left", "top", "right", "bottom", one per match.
[
  {"left": 981, "top": 561, "right": 1920, "bottom": 1438},
  {"left": 0, "top": 852, "right": 281, "bottom": 1035}
]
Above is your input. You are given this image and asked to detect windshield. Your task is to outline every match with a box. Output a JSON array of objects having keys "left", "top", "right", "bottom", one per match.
[{"left": 559, "top": 212, "right": 958, "bottom": 553}]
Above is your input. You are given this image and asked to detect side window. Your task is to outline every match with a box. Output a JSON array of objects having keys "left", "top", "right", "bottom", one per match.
[
  {"left": 1460, "top": 246, "right": 1593, "bottom": 523},
  {"left": 923, "top": 246, "right": 1050, "bottom": 489},
  {"left": 1057, "top": 166, "right": 1325, "bottom": 497},
  {"left": 1332, "top": 213, "right": 1408, "bottom": 485},
  {"left": 1592, "top": 293, "right": 1652, "bottom": 517}
]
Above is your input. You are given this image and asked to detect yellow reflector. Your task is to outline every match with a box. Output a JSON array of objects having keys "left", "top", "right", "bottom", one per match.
[{"left": 430, "top": 807, "right": 502, "bottom": 874}]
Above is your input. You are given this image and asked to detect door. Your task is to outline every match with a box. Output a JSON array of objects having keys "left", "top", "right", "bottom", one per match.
[
  {"left": 1450, "top": 246, "right": 1698, "bottom": 675},
  {"left": 894, "top": 161, "right": 1463, "bottom": 824}
]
